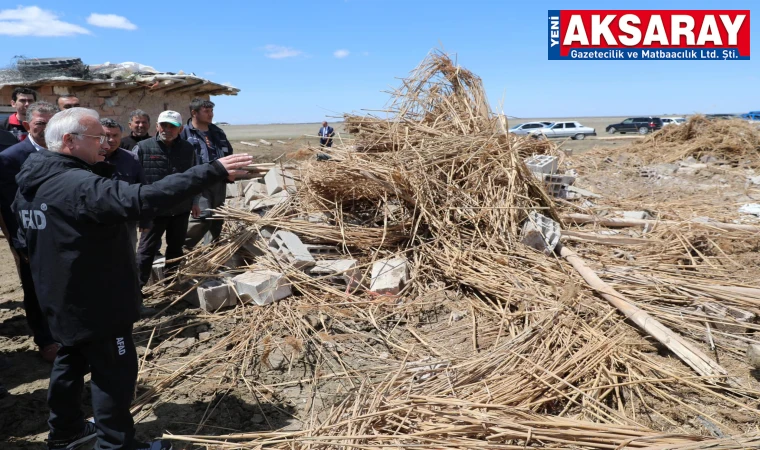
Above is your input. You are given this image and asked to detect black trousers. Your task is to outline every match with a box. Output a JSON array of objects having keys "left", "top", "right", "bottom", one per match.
[
  {"left": 136, "top": 213, "right": 190, "bottom": 288},
  {"left": 319, "top": 138, "right": 333, "bottom": 147},
  {"left": 48, "top": 328, "right": 137, "bottom": 450},
  {"left": 19, "top": 258, "right": 55, "bottom": 348}
]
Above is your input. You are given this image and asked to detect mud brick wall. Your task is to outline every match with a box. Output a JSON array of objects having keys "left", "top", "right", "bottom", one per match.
[{"left": 1, "top": 85, "right": 211, "bottom": 129}]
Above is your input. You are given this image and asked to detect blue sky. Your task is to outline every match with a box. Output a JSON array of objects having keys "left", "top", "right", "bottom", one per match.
[{"left": 0, "top": 1, "right": 757, "bottom": 124}]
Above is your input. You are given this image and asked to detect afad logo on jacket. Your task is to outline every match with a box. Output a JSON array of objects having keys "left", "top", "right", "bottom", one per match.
[
  {"left": 19, "top": 203, "right": 47, "bottom": 230},
  {"left": 548, "top": 10, "right": 750, "bottom": 60}
]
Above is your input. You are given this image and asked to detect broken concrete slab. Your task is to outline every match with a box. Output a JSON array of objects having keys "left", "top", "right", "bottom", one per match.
[
  {"left": 232, "top": 269, "right": 292, "bottom": 306},
  {"left": 370, "top": 257, "right": 409, "bottom": 295},
  {"left": 243, "top": 181, "right": 268, "bottom": 203},
  {"left": 268, "top": 231, "right": 316, "bottom": 269},
  {"left": 226, "top": 183, "right": 240, "bottom": 198},
  {"left": 149, "top": 257, "right": 165, "bottom": 284},
  {"left": 520, "top": 211, "right": 561, "bottom": 255},
  {"left": 196, "top": 280, "right": 235, "bottom": 312},
  {"left": 264, "top": 167, "right": 297, "bottom": 196}
]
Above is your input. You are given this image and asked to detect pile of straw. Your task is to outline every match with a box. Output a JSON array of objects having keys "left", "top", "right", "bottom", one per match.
[
  {"left": 614, "top": 115, "right": 760, "bottom": 166},
  {"left": 140, "top": 51, "right": 760, "bottom": 449}
]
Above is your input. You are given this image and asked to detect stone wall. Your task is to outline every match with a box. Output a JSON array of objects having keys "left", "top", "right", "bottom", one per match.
[{"left": 0, "top": 84, "right": 211, "bottom": 129}]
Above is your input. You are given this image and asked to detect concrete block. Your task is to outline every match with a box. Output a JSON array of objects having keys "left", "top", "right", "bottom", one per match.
[
  {"left": 525, "top": 155, "right": 558, "bottom": 175},
  {"left": 304, "top": 244, "right": 340, "bottom": 256},
  {"left": 540, "top": 173, "right": 576, "bottom": 186},
  {"left": 249, "top": 190, "right": 289, "bottom": 211},
  {"left": 309, "top": 259, "right": 360, "bottom": 287},
  {"left": 197, "top": 280, "right": 234, "bottom": 312},
  {"left": 748, "top": 344, "right": 760, "bottom": 369},
  {"left": 226, "top": 183, "right": 239, "bottom": 198},
  {"left": 370, "top": 257, "right": 409, "bottom": 295},
  {"left": 268, "top": 231, "right": 315, "bottom": 269},
  {"left": 244, "top": 181, "right": 268, "bottom": 203},
  {"left": 149, "top": 257, "right": 165, "bottom": 284},
  {"left": 264, "top": 167, "right": 297, "bottom": 195},
  {"left": 520, "top": 211, "right": 560, "bottom": 255},
  {"left": 232, "top": 270, "right": 292, "bottom": 306}
]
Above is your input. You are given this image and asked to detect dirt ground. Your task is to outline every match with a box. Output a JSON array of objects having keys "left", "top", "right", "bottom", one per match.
[{"left": 2, "top": 118, "right": 753, "bottom": 449}]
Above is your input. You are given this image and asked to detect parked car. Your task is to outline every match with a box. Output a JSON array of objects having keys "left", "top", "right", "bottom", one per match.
[
  {"left": 508, "top": 122, "right": 549, "bottom": 135},
  {"left": 705, "top": 114, "right": 739, "bottom": 120},
  {"left": 529, "top": 121, "right": 597, "bottom": 140},
  {"left": 741, "top": 111, "right": 760, "bottom": 121},
  {"left": 606, "top": 117, "right": 663, "bottom": 134},
  {"left": 661, "top": 117, "right": 686, "bottom": 126}
]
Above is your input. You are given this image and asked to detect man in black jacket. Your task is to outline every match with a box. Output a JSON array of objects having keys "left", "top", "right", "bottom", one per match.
[
  {"left": 134, "top": 110, "right": 199, "bottom": 291},
  {"left": 181, "top": 98, "right": 234, "bottom": 248},
  {"left": 120, "top": 109, "right": 151, "bottom": 151},
  {"left": 13, "top": 107, "right": 252, "bottom": 450},
  {"left": 0, "top": 101, "right": 60, "bottom": 362}
]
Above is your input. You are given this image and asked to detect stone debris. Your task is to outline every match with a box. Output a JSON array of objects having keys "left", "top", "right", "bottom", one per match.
[
  {"left": 370, "top": 257, "right": 409, "bottom": 295},
  {"left": 520, "top": 211, "right": 560, "bottom": 255},
  {"left": 738, "top": 204, "right": 760, "bottom": 217},
  {"left": 232, "top": 269, "right": 292, "bottom": 306},
  {"left": 268, "top": 231, "right": 316, "bottom": 269},
  {"left": 149, "top": 257, "right": 165, "bottom": 284}
]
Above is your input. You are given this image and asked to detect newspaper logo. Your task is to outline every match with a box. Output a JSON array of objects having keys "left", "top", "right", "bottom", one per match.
[{"left": 548, "top": 10, "right": 750, "bottom": 60}]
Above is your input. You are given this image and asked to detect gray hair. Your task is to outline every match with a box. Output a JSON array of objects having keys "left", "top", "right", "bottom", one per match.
[
  {"left": 25, "top": 101, "right": 58, "bottom": 123},
  {"left": 100, "top": 118, "right": 123, "bottom": 131},
  {"left": 45, "top": 108, "right": 100, "bottom": 153},
  {"left": 128, "top": 109, "right": 150, "bottom": 122}
]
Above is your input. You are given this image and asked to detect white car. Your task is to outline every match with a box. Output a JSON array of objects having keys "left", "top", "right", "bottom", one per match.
[
  {"left": 529, "top": 121, "right": 597, "bottom": 140},
  {"left": 508, "top": 122, "right": 549, "bottom": 135},
  {"left": 661, "top": 117, "right": 686, "bottom": 126}
]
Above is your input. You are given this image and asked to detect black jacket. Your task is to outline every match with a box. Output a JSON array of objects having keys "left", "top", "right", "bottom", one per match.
[
  {"left": 0, "top": 129, "right": 17, "bottom": 152},
  {"left": 120, "top": 133, "right": 150, "bottom": 152},
  {"left": 12, "top": 150, "right": 228, "bottom": 345},
  {"left": 0, "top": 138, "right": 38, "bottom": 250},
  {"left": 135, "top": 136, "right": 198, "bottom": 216}
]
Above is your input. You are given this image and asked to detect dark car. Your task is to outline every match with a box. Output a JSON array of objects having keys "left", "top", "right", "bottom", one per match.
[{"left": 606, "top": 117, "right": 663, "bottom": 134}]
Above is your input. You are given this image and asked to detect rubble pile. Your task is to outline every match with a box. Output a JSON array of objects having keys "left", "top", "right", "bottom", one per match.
[{"left": 139, "top": 52, "right": 760, "bottom": 449}]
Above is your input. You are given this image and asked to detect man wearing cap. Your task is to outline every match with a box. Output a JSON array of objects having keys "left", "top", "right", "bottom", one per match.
[{"left": 134, "top": 111, "right": 199, "bottom": 293}]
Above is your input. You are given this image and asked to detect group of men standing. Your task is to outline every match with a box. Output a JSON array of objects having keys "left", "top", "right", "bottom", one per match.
[{"left": 0, "top": 87, "right": 250, "bottom": 450}]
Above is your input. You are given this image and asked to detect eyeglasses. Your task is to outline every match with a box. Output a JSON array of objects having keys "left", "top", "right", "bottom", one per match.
[{"left": 71, "top": 133, "right": 107, "bottom": 144}]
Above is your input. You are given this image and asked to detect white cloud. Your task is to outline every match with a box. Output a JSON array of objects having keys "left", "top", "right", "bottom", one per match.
[
  {"left": 0, "top": 6, "right": 90, "bottom": 37},
  {"left": 263, "top": 45, "right": 302, "bottom": 59},
  {"left": 86, "top": 13, "right": 137, "bottom": 30},
  {"left": 205, "top": 71, "right": 216, "bottom": 76},
  {"left": 362, "top": 51, "right": 370, "bottom": 56},
  {"left": 334, "top": 49, "right": 350, "bottom": 59}
]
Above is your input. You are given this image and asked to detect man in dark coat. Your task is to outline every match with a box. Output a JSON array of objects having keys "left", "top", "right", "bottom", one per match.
[
  {"left": 13, "top": 107, "right": 252, "bottom": 450},
  {"left": 318, "top": 121, "right": 335, "bottom": 147},
  {"left": 0, "top": 101, "right": 59, "bottom": 362}
]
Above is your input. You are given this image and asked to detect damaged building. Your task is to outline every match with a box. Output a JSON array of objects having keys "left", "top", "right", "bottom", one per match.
[{"left": 0, "top": 57, "right": 239, "bottom": 125}]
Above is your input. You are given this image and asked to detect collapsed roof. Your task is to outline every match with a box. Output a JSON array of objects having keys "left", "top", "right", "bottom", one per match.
[{"left": 0, "top": 57, "right": 239, "bottom": 97}]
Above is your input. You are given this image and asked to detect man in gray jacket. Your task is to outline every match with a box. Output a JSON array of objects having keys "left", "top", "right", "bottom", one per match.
[{"left": 181, "top": 98, "right": 234, "bottom": 248}]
